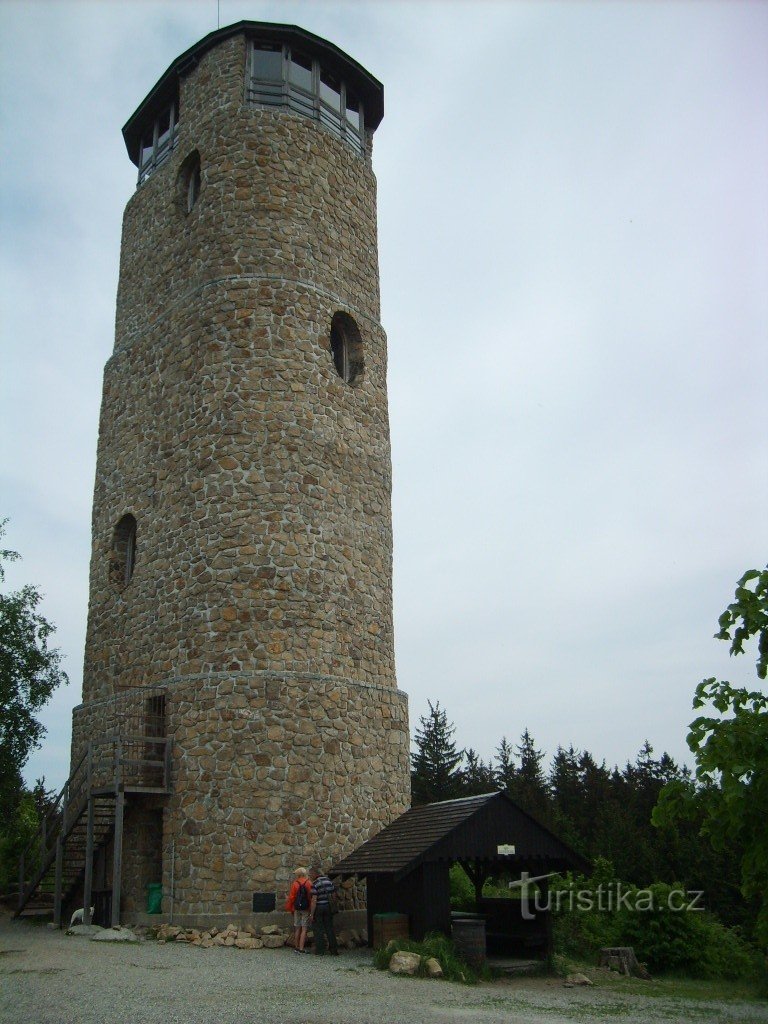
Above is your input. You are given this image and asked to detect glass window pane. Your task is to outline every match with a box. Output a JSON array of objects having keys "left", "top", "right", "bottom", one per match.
[
  {"left": 253, "top": 45, "right": 282, "bottom": 81},
  {"left": 140, "top": 134, "right": 154, "bottom": 167},
  {"left": 289, "top": 51, "right": 313, "bottom": 93},
  {"left": 319, "top": 69, "right": 340, "bottom": 110},
  {"left": 345, "top": 93, "right": 360, "bottom": 132},
  {"left": 157, "top": 110, "right": 171, "bottom": 150}
]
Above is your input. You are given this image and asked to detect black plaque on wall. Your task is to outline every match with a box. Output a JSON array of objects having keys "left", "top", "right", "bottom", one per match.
[{"left": 252, "top": 892, "right": 276, "bottom": 913}]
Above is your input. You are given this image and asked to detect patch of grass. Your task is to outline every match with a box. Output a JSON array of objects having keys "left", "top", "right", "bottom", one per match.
[
  {"left": 372, "top": 932, "right": 487, "bottom": 985},
  {"left": 553, "top": 958, "right": 767, "bottom": 1004}
]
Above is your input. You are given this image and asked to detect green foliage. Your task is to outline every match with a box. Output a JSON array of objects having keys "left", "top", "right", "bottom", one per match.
[
  {"left": 0, "top": 790, "right": 39, "bottom": 893},
  {"left": 0, "top": 778, "right": 56, "bottom": 895},
  {"left": 715, "top": 567, "right": 768, "bottom": 679},
  {"left": 550, "top": 865, "right": 760, "bottom": 980},
  {"left": 0, "top": 520, "right": 68, "bottom": 823},
  {"left": 372, "top": 932, "right": 484, "bottom": 984},
  {"left": 654, "top": 566, "right": 768, "bottom": 946},
  {"left": 449, "top": 862, "right": 475, "bottom": 910},
  {"left": 617, "top": 884, "right": 759, "bottom": 980}
]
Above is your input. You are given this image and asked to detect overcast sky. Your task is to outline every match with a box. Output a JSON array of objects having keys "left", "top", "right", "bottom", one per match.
[{"left": 1, "top": 0, "right": 766, "bottom": 792}]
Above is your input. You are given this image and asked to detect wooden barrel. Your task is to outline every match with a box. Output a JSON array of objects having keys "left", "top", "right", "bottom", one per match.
[{"left": 451, "top": 917, "right": 486, "bottom": 968}]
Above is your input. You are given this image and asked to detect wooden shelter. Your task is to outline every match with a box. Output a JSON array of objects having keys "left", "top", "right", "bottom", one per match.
[{"left": 332, "top": 792, "right": 590, "bottom": 958}]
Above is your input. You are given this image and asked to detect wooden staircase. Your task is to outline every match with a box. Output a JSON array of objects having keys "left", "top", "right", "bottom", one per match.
[{"left": 16, "top": 734, "right": 171, "bottom": 927}]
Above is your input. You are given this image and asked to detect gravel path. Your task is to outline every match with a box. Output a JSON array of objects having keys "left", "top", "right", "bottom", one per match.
[{"left": 1, "top": 915, "right": 766, "bottom": 1024}]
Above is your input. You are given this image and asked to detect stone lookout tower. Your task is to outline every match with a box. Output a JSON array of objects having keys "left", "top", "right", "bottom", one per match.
[{"left": 25, "top": 22, "right": 410, "bottom": 926}]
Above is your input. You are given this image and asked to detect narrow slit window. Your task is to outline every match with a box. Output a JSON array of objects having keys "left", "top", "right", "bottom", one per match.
[{"left": 111, "top": 514, "right": 138, "bottom": 586}]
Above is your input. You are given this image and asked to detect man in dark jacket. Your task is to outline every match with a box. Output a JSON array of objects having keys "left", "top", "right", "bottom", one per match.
[{"left": 309, "top": 865, "right": 339, "bottom": 956}]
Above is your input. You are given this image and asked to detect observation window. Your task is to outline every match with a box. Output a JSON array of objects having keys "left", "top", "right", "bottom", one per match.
[
  {"left": 249, "top": 42, "right": 366, "bottom": 155},
  {"left": 138, "top": 101, "right": 178, "bottom": 184}
]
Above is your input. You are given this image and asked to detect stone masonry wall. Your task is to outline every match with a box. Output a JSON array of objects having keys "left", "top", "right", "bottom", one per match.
[
  {"left": 71, "top": 671, "right": 409, "bottom": 916},
  {"left": 82, "top": 31, "right": 394, "bottom": 703}
]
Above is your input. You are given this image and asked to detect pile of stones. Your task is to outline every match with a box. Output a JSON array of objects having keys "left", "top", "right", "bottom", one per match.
[
  {"left": 155, "top": 923, "right": 287, "bottom": 948},
  {"left": 151, "top": 922, "right": 368, "bottom": 951},
  {"left": 388, "top": 950, "right": 443, "bottom": 978}
]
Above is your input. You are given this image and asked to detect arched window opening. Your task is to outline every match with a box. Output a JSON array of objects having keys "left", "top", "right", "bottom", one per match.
[
  {"left": 111, "top": 514, "right": 137, "bottom": 586},
  {"left": 177, "top": 150, "right": 201, "bottom": 214},
  {"left": 329, "top": 312, "right": 364, "bottom": 387}
]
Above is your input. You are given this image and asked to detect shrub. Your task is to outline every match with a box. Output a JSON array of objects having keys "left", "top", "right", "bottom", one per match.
[
  {"left": 551, "top": 869, "right": 761, "bottom": 980},
  {"left": 617, "top": 887, "right": 760, "bottom": 980}
]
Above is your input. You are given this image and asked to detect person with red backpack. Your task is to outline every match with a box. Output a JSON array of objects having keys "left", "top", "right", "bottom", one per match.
[{"left": 285, "top": 867, "right": 312, "bottom": 953}]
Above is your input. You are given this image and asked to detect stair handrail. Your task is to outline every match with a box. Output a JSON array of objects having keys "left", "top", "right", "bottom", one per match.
[
  {"left": 16, "top": 731, "right": 172, "bottom": 913},
  {"left": 18, "top": 743, "right": 90, "bottom": 874}
]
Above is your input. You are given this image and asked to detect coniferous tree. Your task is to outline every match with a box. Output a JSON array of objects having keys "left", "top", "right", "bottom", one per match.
[
  {"left": 494, "top": 736, "right": 517, "bottom": 795},
  {"left": 411, "top": 701, "right": 464, "bottom": 806},
  {"left": 549, "top": 744, "right": 584, "bottom": 850},
  {"left": 511, "top": 729, "right": 550, "bottom": 822},
  {"left": 462, "top": 748, "right": 497, "bottom": 796}
]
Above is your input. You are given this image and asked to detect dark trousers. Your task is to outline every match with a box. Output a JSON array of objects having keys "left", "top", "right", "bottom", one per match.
[{"left": 313, "top": 907, "right": 338, "bottom": 955}]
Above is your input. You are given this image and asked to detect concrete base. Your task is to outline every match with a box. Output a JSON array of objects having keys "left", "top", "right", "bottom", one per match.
[{"left": 127, "top": 909, "right": 367, "bottom": 933}]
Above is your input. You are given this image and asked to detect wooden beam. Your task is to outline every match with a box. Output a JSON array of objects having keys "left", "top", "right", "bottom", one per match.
[
  {"left": 458, "top": 858, "right": 489, "bottom": 909},
  {"left": 83, "top": 796, "right": 95, "bottom": 926},
  {"left": 540, "top": 878, "right": 553, "bottom": 960},
  {"left": 111, "top": 790, "right": 125, "bottom": 927},
  {"left": 53, "top": 836, "right": 63, "bottom": 928}
]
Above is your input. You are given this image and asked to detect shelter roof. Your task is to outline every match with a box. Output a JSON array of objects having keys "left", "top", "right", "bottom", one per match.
[{"left": 331, "top": 792, "right": 590, "bottom": 882}]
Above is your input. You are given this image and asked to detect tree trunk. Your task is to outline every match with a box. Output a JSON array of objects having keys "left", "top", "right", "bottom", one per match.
[{"left": 599, "top": 946, "right": 651, "bottom": 980}]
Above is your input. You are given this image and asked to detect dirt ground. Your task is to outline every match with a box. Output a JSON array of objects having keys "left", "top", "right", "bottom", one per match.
[{"left": 1, "top": 913, "right": 766, "bottom": 1024}]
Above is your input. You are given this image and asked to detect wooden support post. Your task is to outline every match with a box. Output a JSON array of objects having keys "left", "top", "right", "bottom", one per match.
[
  {"left": 111, "top": 788, "right": 125, "bottom": 927},
  {"left": 83, "top": 796, "right": 95, "bottom": 927},
  {"left": 114, "top": 740, "right": 122, "bottom": 794},
  {"left": 540, "top": 878, "right": 553, "bottom": 960},
  {"left": 61, "top": 782, "right": 69, "bottom": 836},
  {"left": 164, "top": 738, "right": 172, "bottom": 791},
  {"left": 459, "top": 858, "right": 488, "bottom": 911},
  {"left": 53, "top": 836, "right": 64, "bottom": 928}
]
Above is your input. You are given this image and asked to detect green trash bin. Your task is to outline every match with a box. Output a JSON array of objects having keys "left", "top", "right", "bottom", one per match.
[{"left": 146, "top": 882, "right": 163, "bottom": 914}]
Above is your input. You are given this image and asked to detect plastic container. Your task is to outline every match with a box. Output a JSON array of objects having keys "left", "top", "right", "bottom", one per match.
[{"left": 146, "top": 882, "right": 163, "bottom": 914}]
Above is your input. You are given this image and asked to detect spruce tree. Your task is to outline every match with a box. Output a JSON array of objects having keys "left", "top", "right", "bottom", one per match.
[{"left": 411, "top": 701, "right": 464, "bottom": 806}]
